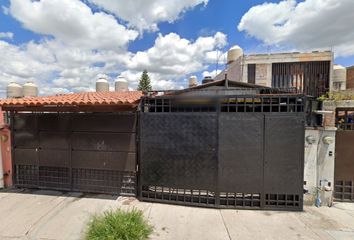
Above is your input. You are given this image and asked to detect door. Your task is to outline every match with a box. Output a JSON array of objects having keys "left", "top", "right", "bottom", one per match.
[
  {"left": 263, "top": 114, "right": 304, "bottom": 210},
  {"left": 334, "top": 131, "right": 354, "bottom": 201},
  {"left": 334, "top": 108, "right": 354, "bottom": 202},
  {"left": 139, "top": 110, "right": 305, "bottom": 210},
  {"left": 12, "top": 112, "right": 137, "bottom": 195},
  {"left": 139, "top": 112, "right": 218, "bottom": 206}
]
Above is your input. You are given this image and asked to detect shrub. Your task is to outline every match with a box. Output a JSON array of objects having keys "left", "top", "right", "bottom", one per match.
[
  {"left": 318, "top": 91, "right": 354, "bottom": 101},
  {"left": 86, "top": 208, "right": 153, "bottom": 240}
]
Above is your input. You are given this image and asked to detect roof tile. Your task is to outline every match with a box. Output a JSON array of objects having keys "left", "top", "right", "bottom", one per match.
[{"left": 0, "top": 91, "right": 143, "bottom": 107}]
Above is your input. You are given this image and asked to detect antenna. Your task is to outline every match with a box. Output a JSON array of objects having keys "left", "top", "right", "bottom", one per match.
[
  {"left": 223, "top": 51, "right": 227, "bottom": 70},
  {"left": 215, "top": 49, "right": 219, "bottom": 77}
]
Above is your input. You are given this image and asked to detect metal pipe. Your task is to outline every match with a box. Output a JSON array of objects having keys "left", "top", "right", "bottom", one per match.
[{"left": 313, "top": 110, "right": 334, "bottom": 114}]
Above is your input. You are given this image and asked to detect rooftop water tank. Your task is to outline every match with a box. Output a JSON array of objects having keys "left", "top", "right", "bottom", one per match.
[
  {"left": 333, "top": 65, "right": 347, "bottom": 82},
  {"left": 23, "top": 82, "right": 38, "bottom": 97},
  {"left": 227, "top": 45, "right": 243, "bottom": 64},
  {"left": 115, "top": 77, "right": 128, "bottom": 91},
  {"left": 189, "top": 76, "right": 198, "bottom": 88},
  {"left": 7, "top": 82, "right": 23, "bottom": 98},
  {"left": 333, "top": 65, "right": 347, "bottom": 90},
  {"left": 202, "top": 76, "right": 213, "bottom": 84},
  {"left": 96, "top": 77, "right": 109, "bottom": 92}
]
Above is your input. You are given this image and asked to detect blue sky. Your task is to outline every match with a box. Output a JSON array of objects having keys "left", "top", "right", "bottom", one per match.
[{"left": 0, "top": 0, "right": 353, "bottom": 95}]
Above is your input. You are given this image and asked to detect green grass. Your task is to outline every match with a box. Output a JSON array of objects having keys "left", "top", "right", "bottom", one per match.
[{"left": 85, "top": 208, "right": 153, "bottom": 240}]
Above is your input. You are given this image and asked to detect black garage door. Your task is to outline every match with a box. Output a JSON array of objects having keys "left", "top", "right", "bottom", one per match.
[
  {"left": 334, "top": 108, "right": 354, "bottom": 201},
  {"left": 139, "top": 94, "right": 305, "bottom": 210},
  {"left": 12, "top": 112, "right": 137, "bottom": 195}
]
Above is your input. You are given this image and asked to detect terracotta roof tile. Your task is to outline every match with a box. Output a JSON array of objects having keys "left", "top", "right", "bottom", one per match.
[{"left": 0, "top": 91, "right": 143, "bottom": 107}]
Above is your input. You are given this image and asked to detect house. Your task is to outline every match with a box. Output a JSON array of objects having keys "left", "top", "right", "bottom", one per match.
[
  {"left": 0, "top": 91, "right": 142, "bottom": 195},
  {"left": 2, "top": 73, "right": 351, "bottom": 210},
  {"left": 347, "top": 65, "right": 354, "bottom": 89},
  {"left": 140, "top": 79, "right": 306, "bottom": 210},
  {"left": 214, "top": 47, "right": 335, "bottom": 97}
]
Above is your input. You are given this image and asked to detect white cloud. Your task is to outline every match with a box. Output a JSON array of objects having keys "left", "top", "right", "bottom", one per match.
[
  {"left": 89, "top": 0, "right": 208, "bottom": 32},
  {"left": 0, "top": 32, "right": 13, "bottom": 39},
  {"left": 119, "top": 70, "right": 181, "bottom": 90},
  {"left": 126, "top": 32, "right": 227, "bottom": 76},
  {"left": 120, "top": 32, "right": 227, "bottom": 89},
  {"left": 0, "top": 0, "right": 227, "bottom": 96},
  {"left": 0, "top": 31, "right": 226, "bottom": 96},
  {"left": 238, "top": 0, "right": 354, "bottom": 57},
  {"left": 2, "top": 6, "right": 9, "bottom": 15},
  {"left": 0, "top": 40, "right": 60, "bottom": 96},
  {"left": 202, "top": 69, "right": 222, "bottom": 78},
  {"left": 0, "top": 41, "right": 57, "bottom": 79},
  {"left": 9, "top": 0, "right": 138, "bottom": 51},
  {"left": 0, "top": 39, "right": 130, "bottom": 96}
]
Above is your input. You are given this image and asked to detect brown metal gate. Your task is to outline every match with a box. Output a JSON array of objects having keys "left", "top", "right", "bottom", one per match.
[
  {"left": 334, "top": 108, "right": 354, "bottom": 201},
  {"left": 12, "top": 112, "right": 137, "bottom": 195}
]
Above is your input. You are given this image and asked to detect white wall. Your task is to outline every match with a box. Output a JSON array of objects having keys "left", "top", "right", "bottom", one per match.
[{"left": 304, "top": 128, "right": 336, "bottom": 206}]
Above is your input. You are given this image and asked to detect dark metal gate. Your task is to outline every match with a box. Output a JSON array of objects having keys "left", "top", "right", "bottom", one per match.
[
  {"left": 12, "top": 112, "right": 137, "bottom": 195},
  {"left": 334, "top": 108, "right": 354, "bottom": 201},
  {"left": 139, "top": 95, "right": 305, "bottom": 210}
]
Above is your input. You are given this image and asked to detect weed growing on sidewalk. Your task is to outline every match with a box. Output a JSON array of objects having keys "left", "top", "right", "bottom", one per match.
[{"left": 86, "top": 208, "right": 153, "bottom": 240}]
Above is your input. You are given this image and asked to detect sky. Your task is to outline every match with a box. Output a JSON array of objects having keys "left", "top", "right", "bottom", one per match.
[{"left": 0, "top": 0, "right": 354, "bottom": 97}]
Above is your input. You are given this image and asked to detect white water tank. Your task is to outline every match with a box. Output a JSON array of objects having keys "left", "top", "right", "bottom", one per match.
[
  {"left": 6, "top": 82, "right": 23, "bottom": 98},
  {"left": 96, "top": 77, "right": 109, "bottom": 92},
  {"left": 23, "top": 82, "right": 38, "bottom": 97},
  {"left": 189, "top": 76, "right": 198, "bottom": 88},
  {"left": 227, "top": 45, "right": 243, "bottom": 64},
  {"left": 333, "top": 65, "right": 347, "bottom": 90},
  {"left": 115, "top": 77, "right": 128, "bottom": 91}
]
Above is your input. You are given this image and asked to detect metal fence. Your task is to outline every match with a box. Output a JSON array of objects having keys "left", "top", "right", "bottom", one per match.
[
  {"left": 139, "top": 94, "right": 305, "bottom": 210},
  {"left": 334, "top": 108, "right": 354, "bottom": 202},
  {"left": 11, "top": 112, "right": 137, "bottom": 195}
]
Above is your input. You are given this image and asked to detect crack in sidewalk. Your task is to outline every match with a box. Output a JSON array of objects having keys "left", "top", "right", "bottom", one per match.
[
  {"left": 219, "top": 210, "right": 232, "bottom": 240},
  {"left": 24, "top": 193, "right": 80, "bottom": 238}
]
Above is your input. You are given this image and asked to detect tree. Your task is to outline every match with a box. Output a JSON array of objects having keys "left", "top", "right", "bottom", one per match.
[{"left": 137, "top": 70, "right": 152, "bottom": 91}]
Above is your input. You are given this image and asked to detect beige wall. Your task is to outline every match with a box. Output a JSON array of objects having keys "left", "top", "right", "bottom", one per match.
[
  {"left": 220, "top": 51, "right": 334, "bottom": 89},
  {"left": 243, "top": 51, "right": 333, "bottom": 88}
]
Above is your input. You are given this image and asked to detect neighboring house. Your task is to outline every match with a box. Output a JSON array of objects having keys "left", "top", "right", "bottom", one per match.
[
  {"left": 214, "top": 47, "right": 337, "bottom": 97},
  {"left": 333, "top": 65, "right": 347, "bottom": 91},
  {"left": 347, "top": 65, "right": 354, "bottom": 89},
  {"left": 177, "top": 78, "right": 269, "bottom": 96},
  {"left": 0, "top": 91, "right": 142, "bottom": 195}
]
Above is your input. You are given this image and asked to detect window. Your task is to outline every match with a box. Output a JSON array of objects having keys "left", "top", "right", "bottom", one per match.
[{"left": 248, "top": 64, "right": 256, "bottom": 84}]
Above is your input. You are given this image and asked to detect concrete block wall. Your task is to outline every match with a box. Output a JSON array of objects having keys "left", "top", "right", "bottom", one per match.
[
  {"left": 304, "top": 128, "right": 336, "bottom": 206},
  {"left": 323, "top": 100, "right": 354, "bottom": 129}
]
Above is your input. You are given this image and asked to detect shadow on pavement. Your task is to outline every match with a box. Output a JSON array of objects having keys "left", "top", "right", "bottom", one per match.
[{"left": 0, "top": 187, "right": 120, "bottom": 200}]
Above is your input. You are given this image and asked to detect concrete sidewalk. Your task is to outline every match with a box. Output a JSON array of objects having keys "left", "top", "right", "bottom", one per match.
[{"left": 1, "top": 189, "right": 354, "bottom": 240}]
